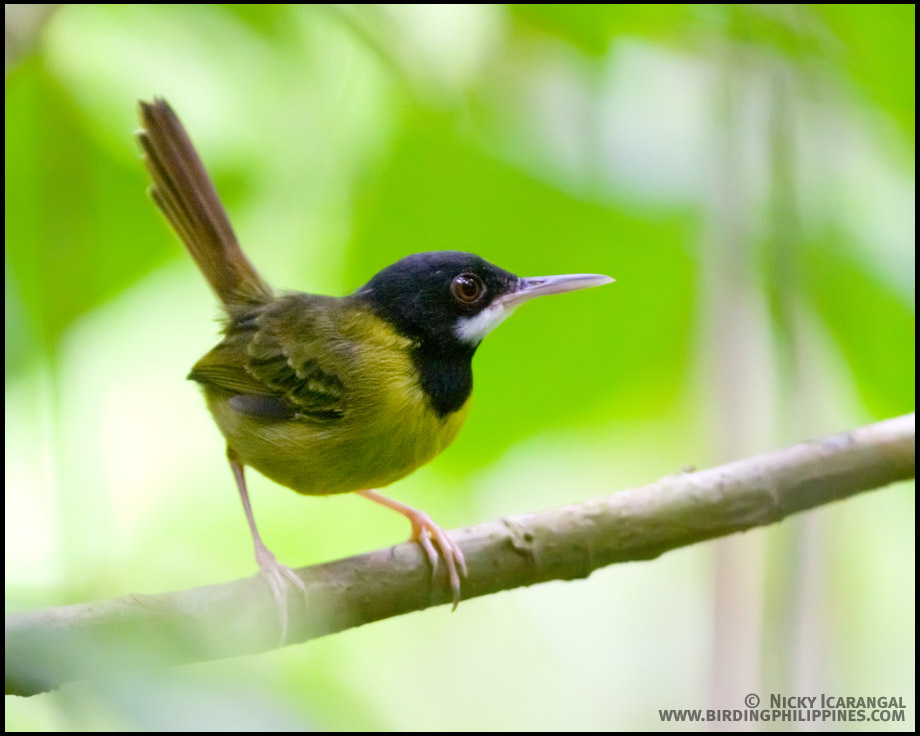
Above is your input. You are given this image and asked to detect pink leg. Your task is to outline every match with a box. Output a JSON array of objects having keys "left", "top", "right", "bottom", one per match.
[
  {"left": 358, "top": 489, "right": 467, "bottom": 609},
  {"left": 228, "top": 447, "right": 307, "bottom": 641}
]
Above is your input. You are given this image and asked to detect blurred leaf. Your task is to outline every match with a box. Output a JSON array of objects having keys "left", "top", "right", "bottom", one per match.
[
  {"left": 814, "top": 4, "right": 915, "bottom": 141},
  {"left": 5, "top": 56, "right": 173, "bottom": 356},
  {"left": 217, "top": 3, "right": 302, "bottom": 43},
  {"left": 510, "top": 4, "right": 695, "bottom": 56},
  {"left": 803, "top": 234, "right": 915, "bottom": 417},
  {"left": 512, "top": 4, "right": 914, "bottom": 148}
]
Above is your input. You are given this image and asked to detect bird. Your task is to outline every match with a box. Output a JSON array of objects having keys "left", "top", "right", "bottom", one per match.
[{"left": 136, "top": 98, "right": 613, "bottom": 640}]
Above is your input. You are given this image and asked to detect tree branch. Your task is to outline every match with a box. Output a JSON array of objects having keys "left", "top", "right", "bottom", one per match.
[{"left": 6, "top": 413, "right": 914, "bottom": 696}]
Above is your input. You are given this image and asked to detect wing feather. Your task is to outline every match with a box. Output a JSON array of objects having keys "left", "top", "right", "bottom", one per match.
[{"left": 190, "top": 294, "right": 351, "bottom": 421}]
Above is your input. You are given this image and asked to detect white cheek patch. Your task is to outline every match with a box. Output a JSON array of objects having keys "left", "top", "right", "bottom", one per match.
[{"left": 454, "top": 302, "right": 518, "bottom": 345}]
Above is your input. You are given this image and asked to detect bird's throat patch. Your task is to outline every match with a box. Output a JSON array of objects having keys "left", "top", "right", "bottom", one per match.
[{"left": 412, "top": 345, "right": 474, "bottom": 417}]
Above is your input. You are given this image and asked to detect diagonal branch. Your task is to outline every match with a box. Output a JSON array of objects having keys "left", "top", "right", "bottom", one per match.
[{"left": 6, "top": 413, "right": 914, "bottom": 697}]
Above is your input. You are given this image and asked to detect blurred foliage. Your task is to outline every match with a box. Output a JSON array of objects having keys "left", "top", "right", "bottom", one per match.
[{"left": 5, "top": 3, "right": 914, "bottom": 732}]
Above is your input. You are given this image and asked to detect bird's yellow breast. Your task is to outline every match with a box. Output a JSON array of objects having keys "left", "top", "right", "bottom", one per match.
[{"left": 204, "top": 308, "right": 470, "bottom": 495}]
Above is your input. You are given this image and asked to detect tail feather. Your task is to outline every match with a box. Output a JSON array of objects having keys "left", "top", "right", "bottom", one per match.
[{"left": 137, "top": 98, "right": 272, "bottom": 307}]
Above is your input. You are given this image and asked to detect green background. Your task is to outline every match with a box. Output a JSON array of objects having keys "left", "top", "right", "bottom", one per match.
[{"left": 5, "top": 4, "right": 914, "bottom": 730}]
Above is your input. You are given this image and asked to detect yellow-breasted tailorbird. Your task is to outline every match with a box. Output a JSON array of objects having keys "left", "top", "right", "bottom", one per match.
[{"left": 136, "top": 98, "right": 613, "bottom": 639}]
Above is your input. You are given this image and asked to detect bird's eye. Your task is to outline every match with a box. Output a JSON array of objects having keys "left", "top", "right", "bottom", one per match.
[{"left": 450, "top": 273, "right": 486, "bottom": 306}]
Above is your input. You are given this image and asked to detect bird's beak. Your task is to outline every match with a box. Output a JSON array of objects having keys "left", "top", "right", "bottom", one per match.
[{"left": 498, "top": 273, "right": 615, "bottom": 309}]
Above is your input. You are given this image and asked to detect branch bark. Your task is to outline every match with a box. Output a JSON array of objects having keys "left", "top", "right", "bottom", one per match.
[{"left": 6, "top": 413, "right": 914, "bottom": 697}]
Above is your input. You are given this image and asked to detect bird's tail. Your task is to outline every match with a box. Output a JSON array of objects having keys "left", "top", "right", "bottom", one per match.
[{"left": 137, "top": 98, "right": 272, "bottom": 307}]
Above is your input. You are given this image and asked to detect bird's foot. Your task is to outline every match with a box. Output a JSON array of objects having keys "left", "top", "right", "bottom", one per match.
[
  {"left": 254, "top": 542, "right": 307, "bottom": 643},
  {"left": 358, "top": 489, "right": 468, "bottom": 609},
  {"left": 406, "top": 510, "right": 468, "bottom": 611}
]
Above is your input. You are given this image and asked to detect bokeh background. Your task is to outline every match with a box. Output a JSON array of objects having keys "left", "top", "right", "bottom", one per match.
[{"left": 5, "top": 4, "right": 914, "bottom": 731}]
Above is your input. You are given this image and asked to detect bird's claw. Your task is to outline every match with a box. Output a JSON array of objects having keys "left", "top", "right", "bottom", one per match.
[
  {"left": 254, "top": 543, "right": 307, "bottom": 643},
  {"left": 408, "top": 511, "right": 468, "bottom": 610}
]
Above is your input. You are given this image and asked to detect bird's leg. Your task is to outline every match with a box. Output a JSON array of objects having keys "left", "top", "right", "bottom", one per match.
[
  {"left": 358, "top": 489, "right": 467, "bottom": 610},
  {"left": 227, "top": 447, "right": 307, "bottom": 642}
]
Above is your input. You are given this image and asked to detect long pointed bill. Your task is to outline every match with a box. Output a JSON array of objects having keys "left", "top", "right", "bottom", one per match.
[
  {"left": 500, "top": 273, "right": 614, "bottom": 309},
  {"left": 454, "top": 272, "right": 614, "bottom": 345}
]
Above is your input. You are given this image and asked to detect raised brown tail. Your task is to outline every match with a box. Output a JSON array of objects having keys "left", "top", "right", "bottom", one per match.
[{"left": 137, "top": 98, "right": 272, "bottom": 307}]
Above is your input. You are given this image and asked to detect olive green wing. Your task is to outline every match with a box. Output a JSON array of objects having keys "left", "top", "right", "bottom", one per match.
[{"left": 189, "top": 294, "right": 354, "bottom": 421}]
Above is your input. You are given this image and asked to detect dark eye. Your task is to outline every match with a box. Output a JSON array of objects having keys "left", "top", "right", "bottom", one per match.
[{"left": 450, "top": 273, "right": 486, "bottom": 305}]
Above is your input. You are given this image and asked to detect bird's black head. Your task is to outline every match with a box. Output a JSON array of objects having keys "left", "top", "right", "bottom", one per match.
[
  {"left": 355, "top": 250, "right": 613, "bottom": 416},
  {"left": 357, "top": 251, "right": 520, "bottom": 350}
]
